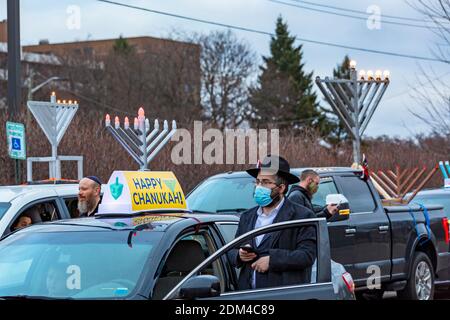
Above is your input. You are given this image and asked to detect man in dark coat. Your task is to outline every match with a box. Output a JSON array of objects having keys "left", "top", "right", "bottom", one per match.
[
  {"left": 231, "top": 155, "right": 317, "bottom": 290},
  {"left": 288, "top": 169, "right": 338, "bottom": 219}
]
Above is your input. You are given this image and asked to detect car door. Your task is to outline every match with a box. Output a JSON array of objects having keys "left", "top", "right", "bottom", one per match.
[
  {"left": 334, "top": 174, "right": 391, "bottom": 286},
  {"left": 313, "top": 176, "right": 356, "bottom": 277},
  {"left": 164, "top": 219, "right": 336, "bottom": 300},
  {"left": 151, "top": 225, "right": 230, "bottom": 300}
]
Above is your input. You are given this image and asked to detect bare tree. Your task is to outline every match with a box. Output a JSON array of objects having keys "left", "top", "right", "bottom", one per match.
[
  {"left": 56, "top": 37, "right": 203, "bottom": 125},
  {"left": 194, "top": 30, "right": 256, "bottom": 130},
  {"left": 408, "top": 1, "right": 450, "bottom": 150}
]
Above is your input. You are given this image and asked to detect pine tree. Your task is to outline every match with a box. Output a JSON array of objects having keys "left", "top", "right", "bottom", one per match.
[
  {"left": 250, "top": 16, "right": 331, "bottom": 134},
  {"left": 333, "top": 55, "right": 351, "bottom": 80},
  {"left": 113, "top": 35, "right": 134, "bottom": 55}
]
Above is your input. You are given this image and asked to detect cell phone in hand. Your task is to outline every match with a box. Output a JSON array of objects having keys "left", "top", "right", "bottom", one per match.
[{"left": 239, "top": 245, "right": 258, "bottom": 254}]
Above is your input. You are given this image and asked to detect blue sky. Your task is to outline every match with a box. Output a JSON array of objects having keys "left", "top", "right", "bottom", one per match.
[{"left": 1, "top": 0, "right": 449, "bottom": 138}]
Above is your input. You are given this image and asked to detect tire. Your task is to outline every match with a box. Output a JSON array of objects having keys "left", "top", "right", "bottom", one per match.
[{"left": 398, "top": 252, "right": 434, "bottom": 300}]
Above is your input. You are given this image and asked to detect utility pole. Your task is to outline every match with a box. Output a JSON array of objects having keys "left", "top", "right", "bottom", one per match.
[
  {"left": 7, "top": 0, "right": 22, "bottom": 183},
  {"left": 315, "top": 60, "right": 390, "bottom": 164},
  {"left": 7, "top": 0, "right": 21, "bottom": 116}
]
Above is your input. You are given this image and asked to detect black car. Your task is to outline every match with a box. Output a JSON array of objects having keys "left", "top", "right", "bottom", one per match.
[
  {"left": 0, "top": 213, "right": 354, "bottom": 300},
  {"left": 187, "top": 167, "right": 450, "bottom": 300}
]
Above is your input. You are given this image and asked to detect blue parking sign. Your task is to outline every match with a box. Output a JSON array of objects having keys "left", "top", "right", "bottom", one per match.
[
  {"left": 6, "top": 122, "right": 26, "bottom": 160},
  {"left": 12, "top": 137, "right": 21, "bottom": 151}
]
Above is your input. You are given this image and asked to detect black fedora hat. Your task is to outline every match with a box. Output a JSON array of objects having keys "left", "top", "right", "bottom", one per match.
[{"left": 246, "top": 155, "right": 299, "bottom": 185}]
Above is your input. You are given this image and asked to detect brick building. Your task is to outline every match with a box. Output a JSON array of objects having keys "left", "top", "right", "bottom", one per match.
[{"left": 0, "top": 19, "right": 201, "bottom": 114}]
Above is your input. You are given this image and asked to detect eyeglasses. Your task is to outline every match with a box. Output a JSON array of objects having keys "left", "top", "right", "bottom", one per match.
[{"left": 254, "top": 179, "right": 278, "bottom": 187}]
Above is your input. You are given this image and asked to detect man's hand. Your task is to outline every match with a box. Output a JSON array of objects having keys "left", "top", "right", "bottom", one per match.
[
  {"left": 326, "top": 204, "right": 339, "bottom": 215},
  {"left": 239, "top": 248, "right": 257, "bottom": 262},
  {"left": 251, "top": 256, "right": 270, "bottom": 273}
]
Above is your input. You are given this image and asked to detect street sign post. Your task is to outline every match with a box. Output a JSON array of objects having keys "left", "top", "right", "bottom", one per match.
[{"left": 6, "top": 121, "right": 26, "bottom": 160}]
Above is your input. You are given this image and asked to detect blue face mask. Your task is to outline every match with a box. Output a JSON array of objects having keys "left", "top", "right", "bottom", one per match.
[{"left": 254, "top": 186, "right": 275, "bottom": 207}]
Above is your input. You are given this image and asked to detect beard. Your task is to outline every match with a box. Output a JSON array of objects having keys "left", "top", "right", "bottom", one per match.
[{"left": 78, "top": 200, "right": 88, "bottom": 215}]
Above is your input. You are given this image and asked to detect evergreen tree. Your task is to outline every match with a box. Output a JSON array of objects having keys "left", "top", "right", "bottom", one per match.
[
  {"left": 113, "top": 36, "right": 134, "bottom": 55},
  {"left": 250, "top": 16, "right": 331, "bottom": 135},
  {"left": 333, "top": 55, "right": 351, "bottom": 80}
]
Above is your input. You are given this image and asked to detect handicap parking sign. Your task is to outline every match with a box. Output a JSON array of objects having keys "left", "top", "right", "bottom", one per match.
[
  {"left": 6, "top": 122, "right": 26, "bottom": 160},
  {"left": 12, "top": 137, "right": 21, "bottom": 151}
]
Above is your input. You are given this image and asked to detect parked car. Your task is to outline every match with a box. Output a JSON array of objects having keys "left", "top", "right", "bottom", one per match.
[
  {"left": 187, "top": 167, "right": 450, "bottom": 300},
  {"left": 0, "top": 182, "right": 81, "bottom": 237},
  {"left": 0, "top": 169, "right": 355, "bottom": 300},
  {"left": 0, "top": 213, "right": 354, "bottom": 300}
]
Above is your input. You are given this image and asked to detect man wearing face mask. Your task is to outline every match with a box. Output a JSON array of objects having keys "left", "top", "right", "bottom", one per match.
[
  {"left": 288, "top": 169, "right": 338, "bottom": 219},
  {"left": 231, "top": 155, "right": 317, "bottom": 290}
]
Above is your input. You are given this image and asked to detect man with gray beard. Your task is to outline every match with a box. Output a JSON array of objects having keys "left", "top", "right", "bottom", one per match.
[{"left": 77, "top": 176, "right": 102, "bottom": 217}]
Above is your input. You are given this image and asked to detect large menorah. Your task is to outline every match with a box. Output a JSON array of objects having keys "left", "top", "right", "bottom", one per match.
[
  {"left": 105, "top": 108, "right": 177, "bottom": 170},
  {"left": 370, "top": 165, "right": 438, "bottom": 204},
  {"left": 316, "top": 60, "right": 390, "bottom": 164}
]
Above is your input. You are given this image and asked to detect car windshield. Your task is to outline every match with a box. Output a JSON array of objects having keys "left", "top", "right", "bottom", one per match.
[
  {"left": 187, "top": 175, "right": 335, "bottom": 213},
  {"left": 0, "top": 203, "right": 11, "bottom": 220},
  {"left": 0, "top": 230, "right": 162, "bottom": 299},
  {"left": 187, "top": 177, "right": 256, "bottom": 213}
]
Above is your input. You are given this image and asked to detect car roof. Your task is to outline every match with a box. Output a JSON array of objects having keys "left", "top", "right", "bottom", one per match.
[
  {"left": 10, "top": 213, "right": 239, "bottom": 234},
  {"left": 206, "top": 167, "right": 360, "bottom": 180},
  {"left": 0, "top": 184, "right": 79, "bottom": 203},
  {"left": 408, "top": 187, "right": 450, "bottom": 198}
]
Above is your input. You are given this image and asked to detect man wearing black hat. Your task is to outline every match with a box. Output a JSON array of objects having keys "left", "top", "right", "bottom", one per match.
[
  {"left": 77, "top": 176, "right": 102, "bottom": 217},
  {"left": 231, "top": 155, "right": 317, "bottom": 290}
]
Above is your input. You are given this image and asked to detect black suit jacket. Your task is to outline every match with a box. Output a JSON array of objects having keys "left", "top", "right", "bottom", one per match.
[{"left": 231, "top": 198, "right": 317, "bottom": 290}]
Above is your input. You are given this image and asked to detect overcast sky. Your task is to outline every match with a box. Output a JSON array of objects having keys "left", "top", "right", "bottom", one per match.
[{"left": 1, "top": 0, "right": 449, "bottom": 138}]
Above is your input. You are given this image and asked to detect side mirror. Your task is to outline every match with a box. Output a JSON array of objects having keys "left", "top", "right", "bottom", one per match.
[
  {"left": 178, "top": 275, "right": 221, "bottom": 299},
  {"left": 326, "top": 194, "right": 350, "bottom": 222}
]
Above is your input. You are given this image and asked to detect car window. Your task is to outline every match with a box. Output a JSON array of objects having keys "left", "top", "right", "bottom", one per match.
[
  {"left": 0, "top": 203, "right": 11, "bottom": 220},
  {"left": 216, "top": 223, "right": 238, "bottom": 243},
  {"left": 8, "top": 200, "right": 62, "bottom": 234},
  {"left": 167, "top": 223, "right": 320, "bottom": 299},
  {"left": 312, "top": 177, "right": 338, "bottom": 207},
  {"left": 152, "top": 230, "right": 225, "bottom": 299},
  {"left": 187, "top": 177, "right": 256, "bottom": 213},
  {"left": 338, "top": 176, "right": 376, "bottom": 213},
  {"left": 64, "top": 197, "right": 80, "bottom": 218}
]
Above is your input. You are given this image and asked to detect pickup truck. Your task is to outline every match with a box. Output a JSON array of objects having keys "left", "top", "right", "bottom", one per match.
[{"left": 186, "top": 167, "right": 450, "bottom": 300}]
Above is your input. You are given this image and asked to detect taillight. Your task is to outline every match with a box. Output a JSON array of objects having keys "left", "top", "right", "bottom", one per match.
[
  {"left": 342, "top": 272, "right": 355, "bottom": 293},
  {"left": 442, "top": 218, "right": 449, "bottom": 244}
]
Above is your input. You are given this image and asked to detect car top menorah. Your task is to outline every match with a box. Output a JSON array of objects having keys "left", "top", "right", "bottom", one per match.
[{"left": 104, "top": 108, "right": 177, "bottom": 170}]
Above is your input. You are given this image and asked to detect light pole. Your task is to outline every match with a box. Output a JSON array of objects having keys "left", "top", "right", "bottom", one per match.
[
  {"left": 27, "top": 73, "right": 67, "bottom": 101},
  {"left": 315, "top": 60, "right": 390, "bottom": 164}
]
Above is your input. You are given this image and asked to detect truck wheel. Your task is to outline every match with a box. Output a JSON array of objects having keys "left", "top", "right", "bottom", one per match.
[{"left": 398, "top": 252, "right": 434, "bottom": 300}]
